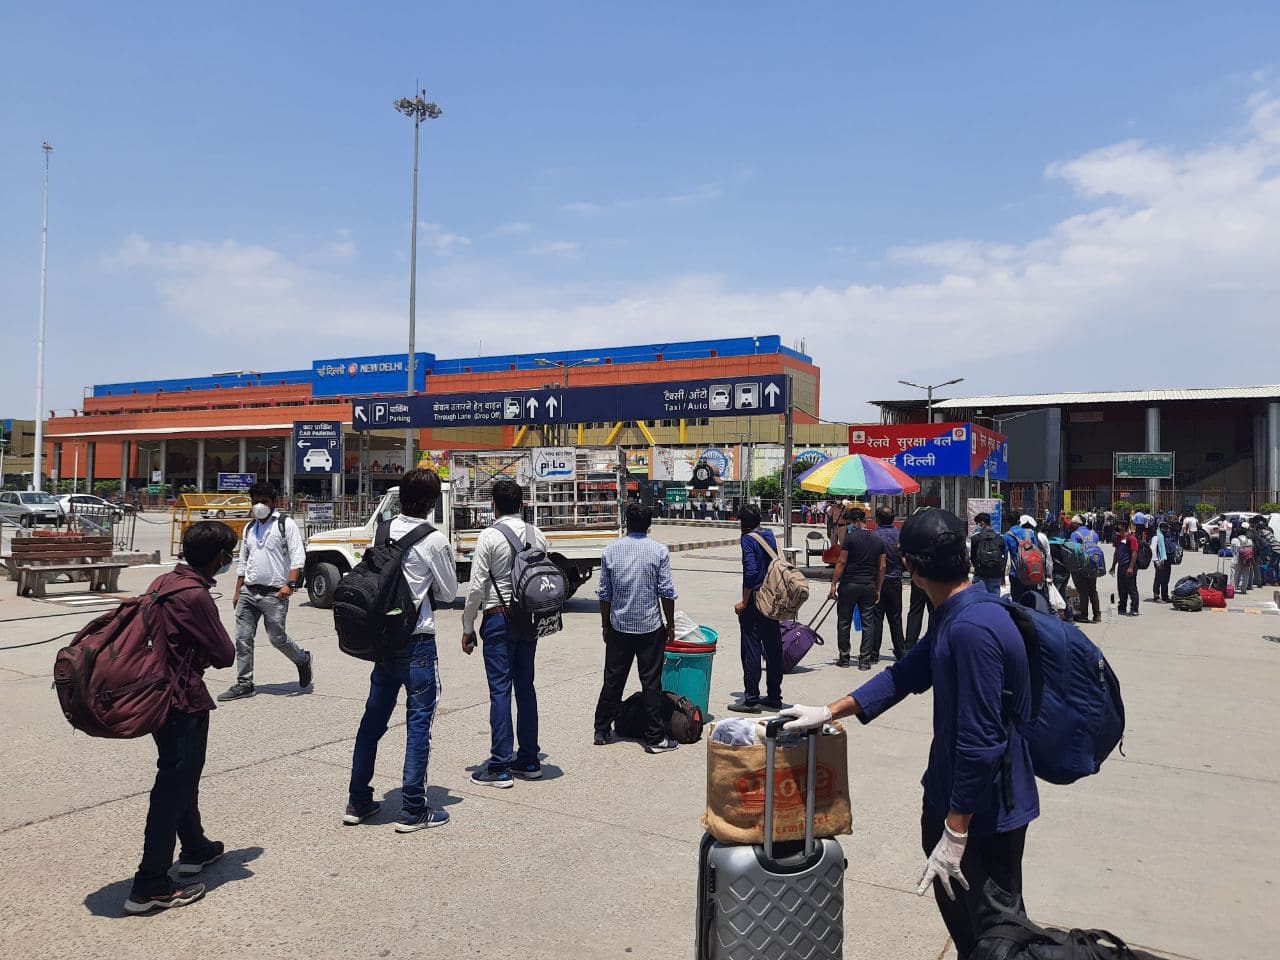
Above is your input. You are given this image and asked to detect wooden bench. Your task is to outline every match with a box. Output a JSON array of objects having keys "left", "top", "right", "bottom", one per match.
[{"left": 6, "top": 535, "right": 129, "bottom": 599}]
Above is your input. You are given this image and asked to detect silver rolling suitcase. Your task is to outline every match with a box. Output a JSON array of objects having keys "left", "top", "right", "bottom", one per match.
[{"left": 696, "top": 718, "right": 846, "bottom": 959}]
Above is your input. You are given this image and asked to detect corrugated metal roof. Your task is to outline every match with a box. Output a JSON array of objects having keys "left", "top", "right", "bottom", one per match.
[{"left": 876, "top": 385, "right": 1280, "bottom": 409}]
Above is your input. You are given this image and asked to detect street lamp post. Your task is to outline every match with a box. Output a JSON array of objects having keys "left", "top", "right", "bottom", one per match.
[
  {"left": 394, "top": 90, "right": 443, "bottom": 467},
  {"left": 534, "top": 357, "right": 600, "bottom": 446},
  {"left": 253, "top": 443, "right": 280, "bottom": 488},
  {"left": 33, "top": 142, "right": 52, "bottom": 492},
  {"left": 897, "top": 377, "right": 965, "bottom": 425}
]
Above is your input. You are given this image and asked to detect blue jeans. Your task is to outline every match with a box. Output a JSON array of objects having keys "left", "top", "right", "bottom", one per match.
[
  {"left": 348, "top": 638, "right": 440, "bottom": 816},
  {"left": 481, "top": 612, "right": 540, "bottom": 771},
  {"left": 973, "top": 575, "right": 1003, "bottom": 595}
]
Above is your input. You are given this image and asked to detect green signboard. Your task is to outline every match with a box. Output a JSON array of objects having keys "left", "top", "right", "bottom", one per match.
[
  {"left": 665, "top": 487, "right": 688, "bottom": 505},
  {"left": 1113, "top": 452, "right": 1174, "bottom": 480}
]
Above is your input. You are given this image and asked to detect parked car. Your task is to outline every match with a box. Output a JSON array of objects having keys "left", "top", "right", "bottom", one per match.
[
  {"left": 0, "top": 490, "right": 61, "bottom": 527},
  {"left": 1202, "top": 512, "right": 1280, "bottom": 551},
  {"left": 54, "top": 493, "right": 126, "bottom": 521},
  {"left": 200, "top": 494, "right": 252, "bottom": 519}
]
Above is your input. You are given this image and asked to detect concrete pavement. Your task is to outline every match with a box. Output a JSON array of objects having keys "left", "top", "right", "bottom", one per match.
[{"left": 0, "top": 535, "right": 1274, "bottom": 959}]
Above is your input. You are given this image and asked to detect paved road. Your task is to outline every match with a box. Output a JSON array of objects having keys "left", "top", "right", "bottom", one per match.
[{"left": 0, "top": 541, "right": 1273, "bottom": 959}]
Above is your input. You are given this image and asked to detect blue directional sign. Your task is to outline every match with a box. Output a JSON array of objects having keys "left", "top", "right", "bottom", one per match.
[
  {"left": 294, "top": 421, "right": 343, "bottom": 475},
  {"left": 351, "top": 375, "right": 790, "bottom": 431},
  {"left": 216, "top": 472, "right": 256, "bottom": 492}
]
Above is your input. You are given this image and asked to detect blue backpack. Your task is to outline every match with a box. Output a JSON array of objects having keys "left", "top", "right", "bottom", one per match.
[
  {"left": 971, "top": 592, "right": 1126, "bottom": 785},
  {"left": 1074, "top": 529, "right": 1107, "bottom": 578}
]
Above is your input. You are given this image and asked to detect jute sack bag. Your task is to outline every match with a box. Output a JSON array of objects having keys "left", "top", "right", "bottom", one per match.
[{"left": 702, "top": 719, "right": 852, "bottom": 845}]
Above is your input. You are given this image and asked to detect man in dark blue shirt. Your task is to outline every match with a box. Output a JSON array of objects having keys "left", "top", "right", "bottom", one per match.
[
  {"left": 728, "top": 504, "right": 784, "bottom": 713},
  {"left": 781, "top": 508, "right": 1037, "bottom": 960},
  {"left": 868, "top": 505, "right": 908, "bottom": 662}
]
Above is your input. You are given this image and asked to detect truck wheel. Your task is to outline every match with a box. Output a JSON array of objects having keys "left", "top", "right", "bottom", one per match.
[
  {"left": 555, "top": 558, "right": 592, "bottom": 600},
  {"left": 307, "top": 562, "right": 342, "bottom": 609}
]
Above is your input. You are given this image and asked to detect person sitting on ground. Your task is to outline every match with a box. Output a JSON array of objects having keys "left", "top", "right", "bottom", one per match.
[{"left": 124, "top": 521, "right": 237, "bottom": 914}]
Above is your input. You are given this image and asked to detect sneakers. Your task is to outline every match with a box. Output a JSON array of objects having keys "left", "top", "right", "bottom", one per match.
[
  {"left": 593, "top": 728, "right": 612, "bottom": 746},
  {"left": 395, "top": 807, "right": 450, "bottom": 833},
  {"left": 123, "top": 883, "right": 206, "bottom": 915},
  {"left": 217, "top": 682, "right": 255, "bottom": 702},
  {"left": 469, "top": 768, "right": 515, "bottom": 789},
  {"left": 758, "top": 697, "right": 785, "bottom": 711},
  {"left": 343, "top": 800, "right": 381, "bottom": 826},
  {"left": 176, "top": 840, "right": 224, "bottom": 877},
  {"left": 645, "top": 738, "right": 679, "bottom": 754},
  {"left": 297, "top": 652, "right": 313, "bottom": 690},
  {"left": 727, "top": 700, "right": 761, "bottom": 714},
  {"left": 510, "top": 761, "right": 543, "bottom": 780}
]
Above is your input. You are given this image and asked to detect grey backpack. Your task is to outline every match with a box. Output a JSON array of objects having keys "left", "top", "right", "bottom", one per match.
[{"left": 490, "top": 520, "right": 566, "bottom": 639}]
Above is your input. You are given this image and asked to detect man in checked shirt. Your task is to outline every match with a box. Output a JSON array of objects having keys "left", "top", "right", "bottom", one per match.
[{"left": 593, "top": 503, "right": 679, "bottom": 753}]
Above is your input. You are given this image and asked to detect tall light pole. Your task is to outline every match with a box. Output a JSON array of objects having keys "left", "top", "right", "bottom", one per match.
[
  {"left": 394, "top": 89, "right": 442, "bottom": 465},
  {"left": 898, "top": 377, "right": 964, "bottom": 424},
  {"left": 33, "top": 142, "right": 52, "bottom": 491},
  {"left": 535, "top": 357, "right": 600, "bottom": 446}
]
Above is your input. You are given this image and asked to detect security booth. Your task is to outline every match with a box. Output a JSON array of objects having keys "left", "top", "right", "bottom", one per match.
[{"left": 847, "top": 422, "right": 1008, "bottom": 521}]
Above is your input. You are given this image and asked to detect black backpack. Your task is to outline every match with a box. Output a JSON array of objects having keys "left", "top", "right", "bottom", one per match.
[
  {"left": 1135, "top": 541, "right": 1153, "bottom": 570},
  {"left": 973, "top": 528, "right": 1005, "bottom": 575},
  {"left": 614, "top": 690, "right": 705, "bottom": 743},
  {"left": 974, "top": 910, "right": 1162, "bottom": 959},
  {"left": 332, "top": 521, "right": 436, "bottom": 662}
]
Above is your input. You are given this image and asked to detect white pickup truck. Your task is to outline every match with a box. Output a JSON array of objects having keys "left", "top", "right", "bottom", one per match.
[{"left": 302, "top": 484, "right": 615, "bottom": 608}]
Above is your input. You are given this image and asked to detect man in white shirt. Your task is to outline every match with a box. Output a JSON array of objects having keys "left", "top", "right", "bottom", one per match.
[
  {"left": 1181, "top": 513, "right": 1199, "bottom": 549},
  {"left": 219, "top": 483, "right": 310, "bottom": 702},
  {"left": 345, "top": 469, "right": 457, "bottom": 833},
  {"left": 461, "top": 479, "right": 549, "bottom": 788}
]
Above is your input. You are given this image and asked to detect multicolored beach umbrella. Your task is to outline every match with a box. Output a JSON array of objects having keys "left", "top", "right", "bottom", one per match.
[{"left": 796, "top": 453, "right": 921, "bottom": 496}]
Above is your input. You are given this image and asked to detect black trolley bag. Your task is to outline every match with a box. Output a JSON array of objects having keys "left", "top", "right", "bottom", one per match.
[{"left": 697, "top": 718, "right": 847, "bottom": 959}]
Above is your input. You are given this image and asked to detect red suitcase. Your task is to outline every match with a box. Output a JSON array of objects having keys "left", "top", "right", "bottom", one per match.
[{"left": 1199, "top": 588, "right": 1226, "bottom": 608}]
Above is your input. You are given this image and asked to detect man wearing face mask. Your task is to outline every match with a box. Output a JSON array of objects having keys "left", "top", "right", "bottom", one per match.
[{"left": 218, "top": 482, "right": 312, "bottom": 701}]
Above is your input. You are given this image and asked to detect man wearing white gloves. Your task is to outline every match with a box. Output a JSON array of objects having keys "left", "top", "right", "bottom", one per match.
[{"left": 781, "top": 508, "right": 1037, "bottom": 960}]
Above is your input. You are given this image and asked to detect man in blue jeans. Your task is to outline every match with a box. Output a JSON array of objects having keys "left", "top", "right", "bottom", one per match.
[
  {"left": 345, "top": 469, "right": 458, "bottom": 833},
  {"left": 461, "top": 479, "right": 549, "bottom": 787},
  {"left": 728, "top": 504, "right": 785, "bottom": 713}
]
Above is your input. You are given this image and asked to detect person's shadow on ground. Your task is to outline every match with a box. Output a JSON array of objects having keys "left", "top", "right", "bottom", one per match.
[{"left": 83, "top": 846, "right": 265, "bottom": 918}]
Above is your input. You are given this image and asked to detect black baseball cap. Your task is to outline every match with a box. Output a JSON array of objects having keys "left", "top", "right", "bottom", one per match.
[{"left": 899, "top": 507, "right": 968, "bottom": 557}]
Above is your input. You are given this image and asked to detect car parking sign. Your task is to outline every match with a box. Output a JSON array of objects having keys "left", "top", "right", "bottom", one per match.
[{"left": 293, "top": 421, "right": 343, "bottom": 475}]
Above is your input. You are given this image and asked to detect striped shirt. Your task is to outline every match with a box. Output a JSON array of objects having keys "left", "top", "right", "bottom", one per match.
[{"left": 597, "top": 533, "right": 677, "bottom": 634}]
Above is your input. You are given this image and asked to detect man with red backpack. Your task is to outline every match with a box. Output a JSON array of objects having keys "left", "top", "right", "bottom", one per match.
[
  {"left": 1004, "top": 515, "right": 1053, "bottom": 609},
  {"left": 126, "top": 521, "right": 237, "bottom": 913}
]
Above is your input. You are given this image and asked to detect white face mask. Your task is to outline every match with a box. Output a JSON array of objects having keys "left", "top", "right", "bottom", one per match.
[{"left": 252, "top": 503, "right": 273, "bottom": 521}]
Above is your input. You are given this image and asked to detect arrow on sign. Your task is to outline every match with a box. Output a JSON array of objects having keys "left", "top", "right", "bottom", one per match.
[
  {"left": 546, "top": 396, "right": 559, "bottom": 417},
  {"left": 526, "top": 397, "right": 540, "bottom": 418},
  {"left": 764, "top": 382, "right": 781, "bottom": 407},
  {"left": 296, "top": 440, "right": 310, "bottom": 449},
  {"left": 355, "top": 406, "right": 367, "bottom": 423}
]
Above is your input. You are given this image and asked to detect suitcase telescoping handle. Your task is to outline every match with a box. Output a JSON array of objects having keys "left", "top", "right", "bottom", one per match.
[
  {"left": 807, "top": 596, "right": 837, "bottom": 632},
  {"left": 763, "top": 717, "right": 819, "bottom": 860}
]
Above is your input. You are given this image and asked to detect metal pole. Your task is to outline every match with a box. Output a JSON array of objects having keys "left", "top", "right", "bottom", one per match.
[
  {"left": 33, "top": 142, "right": 52, "bottom": 491},
  {"left": 926, "top": 385, "right": 933, "bottom": 424},
  {"left": 73, "top": 443, "right": 79, "bottom": 494},
  {"left": 782, "top": 375, "right": 794, "bottom": 549},
  {"left": 405, "top": 114, "right": 420, "bottom": 463}
]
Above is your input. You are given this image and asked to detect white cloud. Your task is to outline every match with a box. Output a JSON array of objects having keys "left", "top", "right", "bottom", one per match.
[
  {"left": 528, "top": 240, "right": 583, "bottom": 259},
  {"left": 493, "top": 221, "right": 533, "bottom": 236},
  {"left": 417, "top": 221, "right": 471, "bottom": 256},
  {"left": 560, "top": 167, "right": 750, "bottom": 215},
  {"left": 96, "top": 93, "right": 1280, "bottom": 422}
]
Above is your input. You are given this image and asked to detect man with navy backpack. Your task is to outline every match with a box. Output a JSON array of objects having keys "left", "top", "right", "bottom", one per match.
[
  {"left": 778, "top": 509, "right": 1039, "bottom": 960},
  {"left": 345, "top": 469, "right": 457, "bottom": 833},
  {"left": 461, "top": 479, "right": 550, "bottom": 787},
  {"left": 1069, "top": 517, "right": 1104, "bottom": 622}
]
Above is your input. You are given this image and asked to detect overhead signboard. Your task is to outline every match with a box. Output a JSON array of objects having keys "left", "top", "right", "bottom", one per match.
[
  {"left": 351, "top": 375, "right": 789, "bottom": 431},
  {"left": 311, "top": 352, "right": 432, "bottom": 398},
  {"left": 847, "top": 422, "right": 1008, "bottom": 480},
  {"left": 1114, "top": 452, "right": 1174, "bottom": 480},
  {"left": 294, "top": 421, "right": 342, "bottom": 476},
  {"left": 216, "top": 472, "right": 256, "bottom": 492}
]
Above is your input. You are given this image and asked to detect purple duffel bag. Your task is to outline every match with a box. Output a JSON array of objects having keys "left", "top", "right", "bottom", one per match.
[{"left": 780, "top": 598, "right": 835, "bottom": 673}]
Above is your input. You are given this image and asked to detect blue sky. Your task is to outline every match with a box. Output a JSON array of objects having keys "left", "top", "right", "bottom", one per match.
[{"left": 3, "top": 3, "right": 1280, "bottom": 421}]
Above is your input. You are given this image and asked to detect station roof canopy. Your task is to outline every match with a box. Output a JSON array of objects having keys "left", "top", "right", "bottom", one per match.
[{"left": 874, "top": 384, "right": 1280, "bottom": 413}]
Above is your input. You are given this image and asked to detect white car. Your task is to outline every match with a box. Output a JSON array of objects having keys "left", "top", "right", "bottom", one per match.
[
  {"left": 1203, "top": 512, "right": 1280, "bottom": 549},
  {"left": 302, "top": 448, "right": 333, "bottom": 472},
  {"left": 54, "top": 493, "right": 126, "bottom": 521}
]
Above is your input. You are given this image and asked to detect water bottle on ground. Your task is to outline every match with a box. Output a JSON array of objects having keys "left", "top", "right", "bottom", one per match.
[{"left": 1106, "top": 593, "right": 1119, "bottom": 624}]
